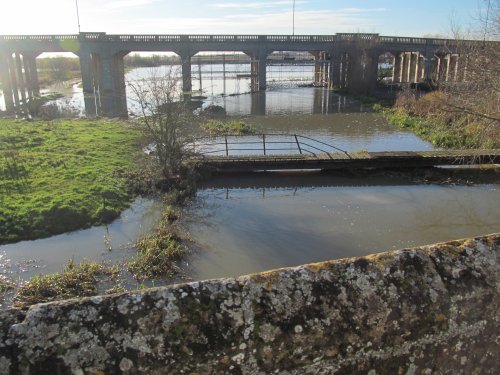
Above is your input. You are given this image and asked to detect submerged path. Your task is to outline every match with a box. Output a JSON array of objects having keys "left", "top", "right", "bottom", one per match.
[{"left": 199, "top": 149, "right": 500, "bottom": 172}]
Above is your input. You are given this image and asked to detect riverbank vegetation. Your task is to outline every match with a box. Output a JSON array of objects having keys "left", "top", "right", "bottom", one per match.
[
  {"left": 376, "top": 2, "right": 500, "bottom": 149},
  {"left": 0, "top": 119, "right": 141, "bottom": 244},
  {"left": 374, "top": 90, "right": 499, "bottom": 149},
  {"left": 202, "top": 119, "right": 256, "bottom": 136},
  {"left": 13, "top": 260, "right": 118, "bottom": 308},
  {"left": 127, "top": 205, "right": 188, "bottom": 280}
]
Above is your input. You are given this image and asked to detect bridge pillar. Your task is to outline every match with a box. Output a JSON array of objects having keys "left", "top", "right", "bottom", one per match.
[
  {"left": 178, "top": 51, "right": 193, "bottom": 95},
  {"left": 7, "top": 54, "right": 21, "bottom": 113},
  {"left": 257, "top": 54, "right": 267, "bottom": 91},
  {"left": 339, "top": 52, "right": 349, "bottom": 88},
  {"left": 250, "top": 92, "right": 266, "bottom": 115},
  {"left": 392, "top": 52, "right": 405, "bottom": 83},
  {"left": 434, "top": 54, "right": 445, "bottom": 82},
  {"left": 78, "top": 52, "right": 99, "bottom": 117},
  {"left": 330, "top": 54, "right": 342, "bottom": 89},
  {"left": 78, "top": 50, "right": 128, "bottom": 118},
  {"left": 409, "top": 53, "right": 418, "bottom": 83},
  {"left": 402, "top": 52, "right": 411, "bottom": 83},
  {"left": 249, "top": 55, "right": 258, "bottom": 91},
  {"left": 417, "top": 54, "right": 425, "bottom": 82},
  {"left": 422, "top": 53, "right": 435, "bottom": 82},
  {"left": 312, "top": 51, "right": 321, "bottom": 86},
  {"left": 99, "top": 51, "right": 128, "bottom": 117},
  {"left": 347, "top": 48, "right": 378, "bottom": 95},
  {"left": 22, "top": 53, "right": 40, "bottom": 97},
  {"left": 14, "top": 53, "right": 29, "bottom": 115},
  {"left": 450, "top": 54, "right": 459, "bottom": 82},
  {"left": 0, "top": 52, "right": 15, "bottom": 114},
  {"left": 456, "top": 55, "right": 467, "bottom": 82}
]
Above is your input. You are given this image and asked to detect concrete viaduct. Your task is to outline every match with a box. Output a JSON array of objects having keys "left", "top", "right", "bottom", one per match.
[{"left": 0, "top": 32, "right": 481, "bottom": 117}]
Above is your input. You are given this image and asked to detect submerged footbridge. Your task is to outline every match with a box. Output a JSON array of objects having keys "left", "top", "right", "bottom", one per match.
[
  {"left": 194, "top": 134, "right": 500, "bottom": 172},
  {"left": 0, "top": 32, "right": 494, "bottom": 117}
]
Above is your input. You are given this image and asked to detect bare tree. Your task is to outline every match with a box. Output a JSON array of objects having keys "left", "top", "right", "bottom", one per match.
[
  {"left": 128, "top": 67, "right": 194, "bottom": 180},
  {"left": 436, "top": 0, "right": 500, "bottom": 147}
]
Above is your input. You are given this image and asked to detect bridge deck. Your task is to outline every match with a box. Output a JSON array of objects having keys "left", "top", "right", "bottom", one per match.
[{"left": 199, "top": 150, "right": 500, "bottom": 172}]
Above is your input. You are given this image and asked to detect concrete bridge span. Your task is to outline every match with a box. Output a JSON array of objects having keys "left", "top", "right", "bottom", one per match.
[{"left": 0, "top": 33, "right": 493, "bottom": 117}]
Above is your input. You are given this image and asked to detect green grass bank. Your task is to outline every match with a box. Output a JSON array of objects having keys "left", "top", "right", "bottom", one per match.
[{"left": 0, "top": 119, "right": 141, "bottom": 244}]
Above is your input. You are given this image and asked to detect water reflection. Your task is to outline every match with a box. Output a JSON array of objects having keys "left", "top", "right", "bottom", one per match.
[
  {"left": 0, "top": 198, "right": 162, "bottom": 282},
  {"left": 185, "top": 173, "right": 500, "bottom": 281}
]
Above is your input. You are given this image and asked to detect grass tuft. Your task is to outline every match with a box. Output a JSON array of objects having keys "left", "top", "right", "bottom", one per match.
[
  {"left": 13, "top": 260, "right": 117, "bottom": 308},
  {"left": 202, "top": 120, "right": 256, "bottom": 136},
  {"left": 126, "top": 206, "right": 188, "bottom": 280}
]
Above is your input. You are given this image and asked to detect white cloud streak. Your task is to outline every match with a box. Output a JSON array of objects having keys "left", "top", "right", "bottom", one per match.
[
  {"left": 105, "top": 0, "right": 157, "bottom": 10},
  {"left": 125, "top": 8, "right": 382, "bottom": 35},
  {"left": 211, "top": 1, "right": 308, "bottom": 9}
]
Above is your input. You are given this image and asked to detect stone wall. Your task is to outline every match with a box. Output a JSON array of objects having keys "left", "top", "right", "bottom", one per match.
[{"left": 0, "top": 234, "right": 498, "bottom": 374}]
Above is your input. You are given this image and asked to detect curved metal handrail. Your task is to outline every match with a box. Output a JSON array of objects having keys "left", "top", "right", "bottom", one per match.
[{"left": 190, "top": 133, "right": 351, "bottom": 158}]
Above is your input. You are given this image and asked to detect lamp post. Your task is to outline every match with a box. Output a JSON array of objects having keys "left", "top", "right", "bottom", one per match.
[
  {"left": 76, "top": 0, "right": 81, "bottom": 33},
  {"left": 292, "top": 0, "right": 296, "bottom": 36},
  {"left": 483, "top": 0, "right": 491, "bottom": 42}
]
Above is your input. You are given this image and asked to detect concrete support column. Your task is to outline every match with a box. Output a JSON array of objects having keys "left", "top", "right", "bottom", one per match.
[
  {"left": 450, "top": 54, "right": 459, "bottom": 82},
  {"left": 257, "top": 53, "right": 267, "bottom": 91},
  {"left": 250, "top": 59, "right": 259, "bottom": 91},
  {"left": 392, "top": 52, "right": 403, "bottom": 83},
  {"left": 23, "top": 53, "right": 40, "bottom": 97},
  {"left": 435, "top": 54, "right": 446, "bottom": 82},
  {"left": 0, "top": 52, "right": 15, "bottom": 113},
  {"left": 418, "top": 55, "right": 425, "bottom": 81},
  {"left": 330, "top": 55, "right": 342, "bottom": 89},
  {"left": 444, "top": 54, "right": 451, "bottom": 82},
  {"left": 179, "top": 52, "right": 193, "bottom": 95},
  {"left": 14, "top": 53, "right": 28, "bottom": 111},
  {"left": 423, "top": 53, "right": 435, "bottom": 82},
  {"left": 340, "top": 52, "right": 348, "bottom": 88},
  {"left": 402, "top": 52, "right": 411, "bottom": 83},
  {"left": 311, "top": 51, "right": 321, "bottom": 86},
  {"left": 409, "top": 53, "right": 418, "bottom": 83},
  {"left": 365, "top": 50, "right": 379, "bottom": 94},
  {"left": 78, "top": 52, "right": 100, "bottom": 117},
  {"left": 250, "top": 92, "right": 266, "bottom": 116},
  {"left": 456, "top": 55, "right": 467, "bottom": 82},
  {"left": 321, "top": 51, "right": 330, "bottom": 87},
  {"left": 8, "top": 54, "right": 21, "bottom": 111},
  {"left": 99, "top": 51, "right": 128, "bottom": 118},
  {"left": 326, "top": 51, "right": 336, "bottom": 89}
]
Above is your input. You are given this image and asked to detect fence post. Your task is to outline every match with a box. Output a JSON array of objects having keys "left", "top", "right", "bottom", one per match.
[
  {"left": 263, "top": 134, "right": 266, "bottom": 155},
  {"left": 225, "top": 135, "right": 229, "bottom": 156},
  {"left": 294, "top": 134, "right": 302, "bottom": 154}
]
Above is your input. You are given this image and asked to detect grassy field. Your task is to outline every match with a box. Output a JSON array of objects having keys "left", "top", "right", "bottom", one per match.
[{"left": 0, "top": 119, "right": 141, "bottom": 244}]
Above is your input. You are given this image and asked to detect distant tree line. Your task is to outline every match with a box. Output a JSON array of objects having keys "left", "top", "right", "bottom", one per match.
[{"left": 124, "top": 54, "right": 180, "bottom": 68}]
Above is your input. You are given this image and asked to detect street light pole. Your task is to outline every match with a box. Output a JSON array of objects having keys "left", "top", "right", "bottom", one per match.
[
  {"left": 292, "top": 0, "right": 296, "bottom": 35},
  {"left": 76, "top": 0, "right": 81, "bottom": 33},
  {"left": 483, "top": 0, "right": 491, "bottom": 42}
]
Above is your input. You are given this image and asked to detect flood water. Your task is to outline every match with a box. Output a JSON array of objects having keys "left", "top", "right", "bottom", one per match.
[
  {"left": 185, "top": 173, "right": 500, "bottom": 280},
  {"left": 1, "top": 66, "right": 499, "bottom": 303}
]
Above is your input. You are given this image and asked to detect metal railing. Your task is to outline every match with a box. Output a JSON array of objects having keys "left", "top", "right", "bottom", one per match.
[{"left": 193, "top": 134, "right": 351, "bottom": 158}]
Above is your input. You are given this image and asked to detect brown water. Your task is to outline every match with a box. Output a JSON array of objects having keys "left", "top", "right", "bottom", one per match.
[
  {"left": 183, "top": 172, "right": 500, "bottom": 281},
  {"left": 1, "top": 87, "right": 498, "bottom": 300}
]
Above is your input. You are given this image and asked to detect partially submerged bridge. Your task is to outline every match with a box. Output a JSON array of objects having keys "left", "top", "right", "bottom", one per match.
[
  {"left": 1, "top": 32, "right": 495, "bottom": 117},
  {"left": 194, "top": 134, "right": 500, "bottom": 172},
  {"left": 200, "top": 149, "right": 500, "bottom": 173}
]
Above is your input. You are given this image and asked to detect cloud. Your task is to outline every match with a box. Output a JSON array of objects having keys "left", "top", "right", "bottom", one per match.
[
  {"left": 124, "top": 8, "right": 382, "bottom": 35},
  {"left": 105, "top": 0, "right": 157, "bottom": 10},
  {"left": 210, "top": 1, "right": 308, "bottom": 9}
]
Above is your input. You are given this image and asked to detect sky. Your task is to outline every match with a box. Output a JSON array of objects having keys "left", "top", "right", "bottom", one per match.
[{"left": 0, "top": 0, "right": 488, "bottom": 37}]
